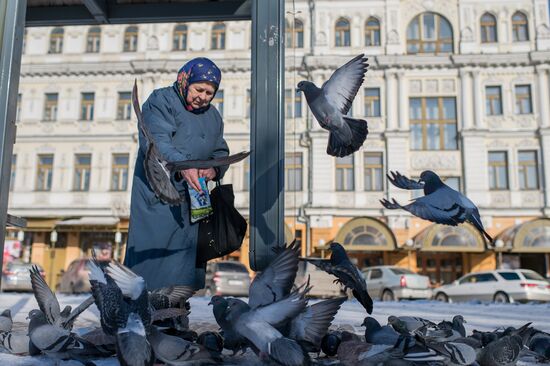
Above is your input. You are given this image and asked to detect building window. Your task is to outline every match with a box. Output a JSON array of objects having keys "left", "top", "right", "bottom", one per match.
[
  {"left": 243, "top": 157, "right": 250, "bottom": 191},
  {"left": 285, "top": 152, "right": 303, "bottom": 191},
  {"left": 286, "top": 19, "right": 304, "bottom": 48},
  {"left": 364, "top": 152, "right": 383, "bottom": 191},
  {"left": 512, "top": 12, "right": 529, "bottom": 42},
  {"left": 365, "top": 17, "right": 381, "bottom": 46},
  {"left": 407, "top": 12, "right": 453, "bottom": 54},
  {"left": 117, "top": 92, "right": 132, "bottom": 120},
  {"left": 16, "top": 94, "right": 21, "bottom": 122},
  {"left": 488, "top": 151, "right": 509, "bottom": 190},
  {"left": 481, "top": 13, "right": 498, "bottom": 43},
  {"left": 111, "top": 154, "right": 129, "bottom": 191},
  {"left": 335, "top": 18, "right": 351, "bottom": 47},
  {"left": 80, "top": 92, "right": 95, "bottom": 121},
  {"left": 43, "top": 93, "right": 58, "bottom": 121},
  {"left": 335, "top": 155, "right": 354, "bottom": 191},
  {"left": 212, "top": 90, "right": 224, "bottom": 116},
  {"left": 364, "top": 88, "right": 381, "bottom": 117},
  {"left": 10, "top": 155, "right": 16, "bottom": 192},
  {"left": 211, "top": 23, "right": 226, "bottom": 50},
  {"left": 485, "top": 86, "right": 502, "bottom": 116},
  {"left": 410, "top": 97, "right": 457, "bottom": 150},
  {"left": 73, "top": 154, "right": 91, "bottom": 192},
  {"left": 285, "top": 89, "right": 302, "bottom": 118},
  {"left": 86, "top": 26, "right": 101, "bottom": 53},
  {"left": 173, "top": 24, "right": 188, "bottom": 50},
  {"left": 123, "top": 26, "right": 138, "bottom": 52},
  {"left": 518, "top": 151, "right": 538, "bottom": 190},
  {"left": 514, "top": 85, "right": 532, "bottom": 114},
  {"left": 49, "top": 27, "right": 64, "bottom": 54},
  {"left": 245, "top": 89, "right": 251, "bottom": 118},
  {"left": 36, "top": 154, "right": 54, "bottom": 191}
]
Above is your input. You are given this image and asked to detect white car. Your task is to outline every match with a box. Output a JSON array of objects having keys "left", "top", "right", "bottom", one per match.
[
  {"left": 362, "top": 266, "right": 432, "bottom": 301},
  {"left": 433, "top": 269, "right": 550, "bottom": 303}
]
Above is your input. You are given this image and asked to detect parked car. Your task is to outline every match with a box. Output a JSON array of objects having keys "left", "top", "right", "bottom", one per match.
[
  {"left": 1, "top": 262, "right": 44, "bottom": 292},
  {"left": 202, "top": 261, "right": 251, "bottom": 297},
  {"left": 294, "top": 261, "right": 345, "bottom": 298},
  {"left": 58, "top": 258, "right": 110, "bottom": 294},
  {"left": 361, "top": 266, "right": 432, "bottom": 301},
  {"left": 433, "top": 269, "right": 550, "bottom": 303}
]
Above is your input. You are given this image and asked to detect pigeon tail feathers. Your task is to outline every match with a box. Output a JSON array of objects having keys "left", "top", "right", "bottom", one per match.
[
  {"left": 269, "top": 337, "right": 309, "bottom": 366},
  {"left": 326, "top": 117, "right": 368, "bottom": 157}
]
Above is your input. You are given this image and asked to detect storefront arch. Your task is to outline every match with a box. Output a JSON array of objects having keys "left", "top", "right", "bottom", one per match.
[{"left": 334, "top": 217, "right": 396, "bottom": 251}]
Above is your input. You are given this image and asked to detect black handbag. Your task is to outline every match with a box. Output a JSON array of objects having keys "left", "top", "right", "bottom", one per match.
[{"left": 196, "top": 181, "right": 248, "bottom": 265}]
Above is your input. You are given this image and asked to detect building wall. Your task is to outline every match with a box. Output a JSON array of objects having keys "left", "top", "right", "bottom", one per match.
[{"left": 8, "top": 0, "right": 550, "bottom": 287}]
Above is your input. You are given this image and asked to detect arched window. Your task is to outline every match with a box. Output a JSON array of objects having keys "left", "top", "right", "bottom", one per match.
[
  {"left": 286, "top": 19, "right": 304, "bottom": 48},
  {"left": 86, "top": 26, "right": 101, "bottom": 53},
  {"left": 512, "top": 12, "right": 529, "bottom": 42},
  {"left": 211, "top": 23, "right": 226, "bottom": 50},
  {"left": 334, "top": 217, "right": 397, "bottom": 251},
  {"left": 335, "top": 18, "right": 351, "bottom": 47},
  {"left": 49, "top": 27, "right": 64, "bottom": 54},
  {"left": 173, "top": 24, "right": 188, "bottom": 50},
  {"left": 365, "top": 17, "right": 381, "bottom": 46},
  {"left": 480, "top": 13, "right": 497, "bottom": 43},
  {"left": 123, "top": 26, "right": 139, "bottom": 52},
  {"left": 407, "top": 12, "right": 453, "bottom": 54}
]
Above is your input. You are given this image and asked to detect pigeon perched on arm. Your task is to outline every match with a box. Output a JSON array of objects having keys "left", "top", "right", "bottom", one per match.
[
  {"left": 380, "top": 170, "right": 493, "bottom": 243},
  {"left": 29, "top": 265, "right": 94, "bottom": 330},
  {"left": 303, "top": 242, "right": 373, "bottom": 314},
  {"left": 297, "top": 54, "right": 369, "bottom": 157}
]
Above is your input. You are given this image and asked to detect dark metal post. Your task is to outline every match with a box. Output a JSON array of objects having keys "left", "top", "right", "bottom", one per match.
[
  {"left": 0, "top": 0, "right": 26, "bottom": 286},
  {"left": 249, "top": 0, "right": 285, "bottom": 271}
]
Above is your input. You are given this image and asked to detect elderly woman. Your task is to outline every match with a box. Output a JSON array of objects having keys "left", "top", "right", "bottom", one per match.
[{"left": 124, "top": 58, "right": 229, "bottom": 290}]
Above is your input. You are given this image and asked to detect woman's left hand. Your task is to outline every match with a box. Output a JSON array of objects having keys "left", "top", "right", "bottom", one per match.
[{"left": 198, "top": 167, "right": 217, "bottom": 181}]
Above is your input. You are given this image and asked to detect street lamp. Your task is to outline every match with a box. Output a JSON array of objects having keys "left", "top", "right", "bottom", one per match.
[
  {"left": 114, "top": 231, "right": 122, "bottom": 261},
  {"left": 48, "top": 230, "right": 57, "bottom": 287}
]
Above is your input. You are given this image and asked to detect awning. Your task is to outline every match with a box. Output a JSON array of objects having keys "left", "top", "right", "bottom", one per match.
[
  {"left": 333, "top": 217, "right": 396, "bottom": 251},
  {"left": 495, "top": 218, "right": 550, "bottom": 253},
  {"left": 413, "top": 223, "right": 486, "bottom": 252},
  {"left": 55, "top": 216, "right": 120, "bottom": 231},
  {"left": 24, "top": 218, "right": 59, "bottom": 231}
]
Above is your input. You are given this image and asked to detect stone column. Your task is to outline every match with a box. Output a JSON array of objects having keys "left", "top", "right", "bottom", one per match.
[
  {"left": 460, "top": 69, "right": 473, "bottom": 130},
  {"left": 385, "top": 70, "right": 397, "bottom": 130},
  {"left": 472, "top": 70, "right": 484, "bottom": 129},
  {"left": 397, "top": 71, "right": 408, "bottom": 130},
  {"left": 536, "top": 66, "right": 550, "bottom": 128}
]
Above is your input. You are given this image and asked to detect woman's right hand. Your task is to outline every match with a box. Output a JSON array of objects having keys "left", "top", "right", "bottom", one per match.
[{"left": 180, "top": 168, "right": 201, "bottom": 191}]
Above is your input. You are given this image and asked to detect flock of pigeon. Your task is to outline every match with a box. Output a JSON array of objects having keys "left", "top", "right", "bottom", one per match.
[{"left": 0, "top": 240, "right": 549, "bottom": 365}]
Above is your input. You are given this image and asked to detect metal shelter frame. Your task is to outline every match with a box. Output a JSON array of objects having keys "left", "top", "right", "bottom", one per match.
[{"left": 0, "top": 0, "right": 285, "bottom": 281}]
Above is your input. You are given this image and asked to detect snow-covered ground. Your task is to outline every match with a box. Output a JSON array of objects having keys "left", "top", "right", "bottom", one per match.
[{"left": 0, "top": 292, "right": 548, "bottom": 365}]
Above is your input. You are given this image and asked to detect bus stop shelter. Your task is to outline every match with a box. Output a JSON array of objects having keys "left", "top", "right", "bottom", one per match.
[{"left": 0, "top": 0, "right": 286, "bottom": 279}]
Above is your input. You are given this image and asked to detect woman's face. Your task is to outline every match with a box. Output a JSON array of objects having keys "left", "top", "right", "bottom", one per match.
[{"left": 186, "top": 82, "right": 216, "bottom": 110}]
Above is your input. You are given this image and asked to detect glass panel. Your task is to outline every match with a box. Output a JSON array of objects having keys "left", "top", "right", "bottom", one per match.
[
  {"left": 425, "top": 98, "right": 438, "bottom": 119},
  {"left": 422, "top": 13, "right": 435, "bottom": 39}
]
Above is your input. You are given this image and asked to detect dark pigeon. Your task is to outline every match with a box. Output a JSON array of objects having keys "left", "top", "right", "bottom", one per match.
[
  {"left": 321, "top": 331, "right": 342, "bottom": 356},
  {"left": 381, "top": 170, "right": 493, "bottom": 243},
  {"left": 477, "top": 334, "right": 523, "bottom": 366},
  {"left": 210, "top": 295, "right": 250, "bottom": 355},
  {"left": 363, "top": 317, "right": 406, "bottom": 346},
  {"left": 303, "top": 242, "right": 373, "bottom": 314},
  {"left": 197, "top": 331, "right": 224, "bottom": 353},
  {"left": 29, "top": 265, "right": 94, "bottom": 330},
  {"left": 149, "top": 326, "right": 220, "bottom": 365},
  {"left": 132, "top": 81, "right": 249, "bottom": 205},
  {"left": 0, "top": 309, "right": 12, "bottom": 332},
  {"left": 297, "top": 54, "right": 369, "bottom": 157},
  {"left": 437, "top": 315, "right": 467, "bottom": 338}
]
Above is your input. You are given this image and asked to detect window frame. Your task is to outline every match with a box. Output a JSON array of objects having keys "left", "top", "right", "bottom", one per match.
[
  {"left": 80, "top": 92, "right": 95, "bottom": 121},
  {"left": 49, "top": 27, "right": 64, "bottom": 54},
  {"left": 286, "top": 19, "right": 304, "bottom": 48},
  {"left": 517, "top": 150, "right": 539, "bottom": 190},
  {"left": 36, "top": 154, "right": 54, "bottom": 191},
  {"left": 86, "top": 26, "right": 101, "bottom": 53},
  {"left": 285, "top": 152, "right": 303, "bottom": 192},
  {"left": 406, "top": 12, "right": 453, "bottom": 54},
  {"left": 512, "top": 12, "right": 529, "bottom": 42},
  {"left": 211, "top": 23, "right": 226, "bottom": 50},
  {"left": 43, "top": 93, "right": 59, "bottom": 122},
  {"left": 514, "top": 84, "right": 532, "bottom": 115},
  {"left": 123, "top": 26, "right": 139, "bottom": 52},
  {"left": 365, "top": 17, "right": 381, "bottom": 46},
  {"left": 364, "top": 87, "right": 381, "bottom": 117},
  {"left": 335, "top": 155, "right": 355, "bottom": 191},
  {"left": 364, "top": 152, "right": 383, "bottom": 192},
  {"left": 111, "top": 154, "right": 129, "bottom": 191},
  {"left": 335, "top": 18, "right": 351, "bottom": 47},
  {"left": 173, "top": 24, "right": 188, "bottom": 51},
  {"left": 117, "top": 91, "right": 132, "bottom": 120},
  {"left": 480, "top": 13, "right": 498, "bottom": 43},
  {"left": 73, "top": 154, "right": 92, "bottom": 192},
  {"left": 485, "top": 86, "right": 503, "bottom": 116},
  {"left": 409, "top": 97, "right": 458, "bottom": 151},
  {"left": 488, "top": 151, "right": 509, "bottom": 190}
]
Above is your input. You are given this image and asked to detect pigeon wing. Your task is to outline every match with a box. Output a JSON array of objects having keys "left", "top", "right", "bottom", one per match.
[
  {"left": 387, "top": 171, "right": 425, "bottom": 190},
  {"left": 62, "top": 295, "right": 95, "bottom": 330},
  {"left": 321, "top": 54, "right": 369, "bottom": 115},
  {"left": 105, "top": 261, "right": 146, "bottom": 301},
  {"left": 250, "top": 288, "right": 309, "bottom": 328},
  {"left": 248, "top": 240, "right": 300, "bottom": 309},
  {"left": 401, "top": 191, "right": 466, "bottom": 226},
  {"left": 29, "top": 265, "right": 61, "bottom": 326},
  {"left": 166, "top": 151, "right": 251, "bottom": 171},
  {"left": 149, "top": 285, "right": 194, "bottom": 309}
]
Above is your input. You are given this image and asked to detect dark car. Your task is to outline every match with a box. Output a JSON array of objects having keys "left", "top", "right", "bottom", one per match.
[
  {"left": 57, "top": 258, "right": 110, "bottom": 294},
  {"left": 1, "top": 262, "right": 44, "bottom": 292},
  {"left": 202, "top": 261, "right": 251, "bottom": 297}
]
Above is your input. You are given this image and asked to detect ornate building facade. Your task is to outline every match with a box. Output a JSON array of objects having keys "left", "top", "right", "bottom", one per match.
[{"left": 7, "top": 0, "right": 550, "bottom": 288}]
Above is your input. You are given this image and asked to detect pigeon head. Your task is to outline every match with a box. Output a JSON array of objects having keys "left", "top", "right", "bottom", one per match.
[
  {"left": 123, "top": 312, "right": 146, "bottom": 337},
  {"left": 329, "top": 242, "right": 348, "bottom": 263},
  {"left": 296, "top": 81, "right": 316, "bottom": 94},
  {"left": 1, "top": 309, "right": 11, "bottom": 318},
  {"left": 27, "top": 309, "right": 48, "bottom": 329},
  {"left": 321, "top": 332, "right": 341, "bottom": 356},
  {"left": 452, "top": 315, "right": 466, "bottom": 325},
  {"left": 419, "top": 170, "right": 444, "bottom": 187},
  {"left": 209, "top": 296, "right": 229, "bottom": 323},
  {"left": 362, "top": 317, "right": 382, "bottom": 332},
  {"left": 225, "top": 298, "right": 249, "bottom": 323}
]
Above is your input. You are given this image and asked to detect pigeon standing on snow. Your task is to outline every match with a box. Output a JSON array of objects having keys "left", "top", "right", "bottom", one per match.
[
  {"left": 297, "top": 54, "right": 369, "bottom": 157},
  {"left": 380, "top": 170, "right": 493, "bottom": 242},
  {"left": 29, "top": 265, "right": 94, "bottom": 330},
  {"left": 303, "top": 242, "right": 373, "bottom": 314}
]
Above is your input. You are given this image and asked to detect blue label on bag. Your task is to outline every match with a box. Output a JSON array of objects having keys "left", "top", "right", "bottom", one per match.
[{"left": 188, "top": 177, "right": 213, "bottom": 223}]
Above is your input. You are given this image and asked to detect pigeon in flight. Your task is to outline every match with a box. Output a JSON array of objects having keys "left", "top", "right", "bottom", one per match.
[
  {"left": 297, "top": 54, "right": 369, "bottom": 157},
  {"left": 380, "top": 170, "right": 493, "bottom": 243},
  {"left": 303, "top": 242, "right": 373, "bottom": 314},
  {"left": 29, "top": 265, "right": 94, "bottom": 330},
  {"left": 132, "top": 81, "right": 249, "bottom": 205}
]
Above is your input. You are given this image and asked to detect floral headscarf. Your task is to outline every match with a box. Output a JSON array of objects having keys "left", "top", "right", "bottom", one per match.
[{"left": 173, "top": 57, "right": 221, "bottom": 113}]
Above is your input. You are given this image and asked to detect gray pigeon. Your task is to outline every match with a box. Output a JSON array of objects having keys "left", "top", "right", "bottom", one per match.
[
  {"left": 0, "top": 309, "right": 12, "bottom": 332},
  {"left": 337, "top": 331, "right": 377, "bottom": 366},
  {"left": 437, "top": 315, "right": 467, "bottom": 338},
  {"left": 223, "top": 288, "right": 311, "bottom": 366},
  {"left": 29, "top": 265, "right": 94, "bottom": 330},
  {"left": 381, "top": 170, "right": 493, "bottom": 242},
  {"left": 0, "top": 330, "right": 31, "bottom": 355},
  {"left": 477, "top": 334, "right": 523, "bottom": 366},
  {"left": 303, "top": 242, "right": 373, "bottom": 314},
  {"left": 209, "top": 295, "right": 248, "bottom": 355},
  {"left": 297, "top": 54, "right": 369, "bottom": 157},
  {"left": 363, "top": 317, "right": 405, "bottom": 346},
  {"left": 132, "top": 81, "right": 248, "bottom": 205},
  {"left": 27, "top": 309, "right": 112, "bottom": 359},
  {"left": 388, "top": 315, "right": 436, "bottom": 334},
  {"left": 149, "top": 326, "right": 220, "bottom": 365}
]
